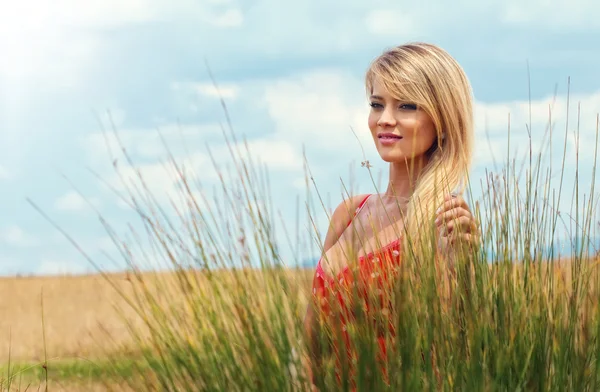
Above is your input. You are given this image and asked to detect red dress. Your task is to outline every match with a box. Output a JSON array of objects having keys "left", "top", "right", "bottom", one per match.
[{"left": 310, "top": 194, "right": 402, "bottom": 385}]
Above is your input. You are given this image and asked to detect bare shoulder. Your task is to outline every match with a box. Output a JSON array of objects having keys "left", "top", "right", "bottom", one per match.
[{"left": 321, "top": 193, "right": 370, "bottom": 254}]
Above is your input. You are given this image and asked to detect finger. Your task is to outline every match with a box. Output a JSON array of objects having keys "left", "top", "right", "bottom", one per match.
[
  {"left": 436, "top": 231, "right": 450, "bottom": 249},
  {"left": 435, "top": 207, "right": 472, "bottom": 227},
  {"left": 438, "top": 232, "right": 475, "bottom": 252},
  {"left": 437, "top": 231, "right": 476, "bottom": 253},
  {"left": 436, "top": 210, "right": 474, "bottom": 231},
  {"left": 440, "top": 216, "right": 477, "bottom": 234},
  {"left": 436, "top": 195, "right": 469, "bottom": 215},
  {"left": 449, "top": 233, "right": 480, "bottom": 249}
]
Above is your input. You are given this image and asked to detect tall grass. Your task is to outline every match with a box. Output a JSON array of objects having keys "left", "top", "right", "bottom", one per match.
[
  {"left": 1, "top": 292, "right": 50, "bottom": 392},
  {"left": 29, "top": 77, "right": 600, "bottom": 391}
]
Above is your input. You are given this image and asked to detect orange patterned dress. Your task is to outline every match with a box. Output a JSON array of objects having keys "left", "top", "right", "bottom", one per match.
[{"left": 310, "top": 194, "right": 402, "bottom": 384}]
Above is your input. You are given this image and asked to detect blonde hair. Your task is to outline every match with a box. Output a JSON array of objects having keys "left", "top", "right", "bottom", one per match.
[{"left": 365, "top": 42, "right": 474, "bottom": 262}]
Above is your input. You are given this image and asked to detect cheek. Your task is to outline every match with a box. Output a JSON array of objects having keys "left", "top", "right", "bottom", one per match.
[
  {"left": 368, "top": 113, "right": 378, "bottom": 131},
  {"left": 397, "top": 117, "right": 418, "bottom": 134},
  {"left": 417, "top": 112, "right": 437, "bottom": 136},
  {"left": 420, "top": 120, "right": 438, "bottom": 144},
  {"left": 399, "top": 116, "right": 435, "bottom": 138}
]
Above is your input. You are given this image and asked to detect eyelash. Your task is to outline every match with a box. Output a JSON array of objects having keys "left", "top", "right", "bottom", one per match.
[{"left": 369, "top": 102, "right": 418, "bottom": 111}]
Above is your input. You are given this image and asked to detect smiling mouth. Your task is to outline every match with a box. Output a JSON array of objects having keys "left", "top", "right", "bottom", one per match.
[{"left": 378, "top": 135, "right": 403, "bottom": 140}]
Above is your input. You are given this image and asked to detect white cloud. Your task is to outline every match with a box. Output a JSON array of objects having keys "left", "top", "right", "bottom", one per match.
[
  {"left": 0, "top": 0, "right": 214, "bottom": 36},
  {"left": 92, "top": 151, "right": 215, "bottom": 213},
  {"left": 469, "top": 91, "right": 600, "bottom": 244},
  {"left": 84, "top": 114, "right": 306, "bottom": 208},
  {"left": 263, "top": 69, "right": 372, "bottom": 156},
  {"left": 98, "top": 138, "right": 305, "bottom": 211},
  {"left": 261, "top": 69, "right": 376, "bottom": 194},
  {"left": 236, "top": 139, "right": 304, "bottom": 171},
  {"left": 55, "top": 191, "right": 102, "bottom": 212},
  {"left": 83, "top": 122, "right": 224, "bottom": 165},
  {"left": 500, "top": 0, "right": 600, "bottom": 29},
  {"left": 238, "top": 2, "right": 387, "bottom": 56},
  {"left": 472, "top": 90, "right": 600, "bottom": 167},
  {"left": 362, "top": 1, "right": 600, "bottom": 34},
  {"left": 172, "top": 82, "right": 241, "bottom": 100},
  {"left": 0, "top": 0, "right": 117, "bottom": 80},
  {"left": 0, "top": 226, "right": 37, "bottom": 247},
  {"left": 0, "top": 0, "right": 242, "bottom": 83}
]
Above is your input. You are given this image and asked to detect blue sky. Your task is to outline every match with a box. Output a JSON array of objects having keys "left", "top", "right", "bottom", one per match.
[{"left": 1, "top": 0, "right": 599, "bottom": 275}]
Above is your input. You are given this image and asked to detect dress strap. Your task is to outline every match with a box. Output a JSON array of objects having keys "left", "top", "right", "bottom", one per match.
[{"left": 346, "top": 194, "right": 372, "bottom": 228}]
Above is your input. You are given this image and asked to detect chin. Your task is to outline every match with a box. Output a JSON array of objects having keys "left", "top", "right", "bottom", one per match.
[{"left": 378, "top": 152, "right": 410, "bottom": 163}]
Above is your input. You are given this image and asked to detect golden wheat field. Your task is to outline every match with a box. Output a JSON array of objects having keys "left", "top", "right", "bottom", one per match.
[
  {"left": 0, "top": 258, "right": 595, "bottom": 364},
  {"left": 0, "top": 272, "right": 137, "bottom": 363},
  {"left": 0, "top": 269, "right": 314, "bottom": 364}
]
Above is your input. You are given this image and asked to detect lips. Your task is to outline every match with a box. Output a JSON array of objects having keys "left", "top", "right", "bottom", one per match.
[
  {"left": 378, "top": 133, "right": 402, "bottom": 139},
  {"left": 378, "top": 132, "right": 403, "bottom": 146}
]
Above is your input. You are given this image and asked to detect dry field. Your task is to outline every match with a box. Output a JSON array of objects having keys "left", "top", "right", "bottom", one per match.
[
  {"left": 0, "top": 258, "right": 594, "bottom": 364},
  {"left": 0, "top": 268, "right": 314, "bottom": 364},
  {"left": 0, "top": 272, "right": 131, "bottom": 363},
  {"left": 0, "top": 268, "right": 312, "bottom": 390}
]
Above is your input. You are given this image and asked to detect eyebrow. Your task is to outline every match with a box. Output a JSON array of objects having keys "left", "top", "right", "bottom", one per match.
[{"left": 369, "top": 95, "right": 384, "bottom": 100}]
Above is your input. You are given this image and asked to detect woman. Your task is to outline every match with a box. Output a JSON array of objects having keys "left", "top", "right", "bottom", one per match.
[{"left": 303, "top": 42, "right": 480, "bottom": 388}]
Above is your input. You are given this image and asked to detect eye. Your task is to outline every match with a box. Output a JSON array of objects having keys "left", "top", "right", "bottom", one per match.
[
  {"left": 369, "top": 102, "right": 383, "bottom": 109},
  {"left": 399, "top": 103, "right": 418, "bottom": 111}
]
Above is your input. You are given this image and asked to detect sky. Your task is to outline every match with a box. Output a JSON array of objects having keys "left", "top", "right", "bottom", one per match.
[{"left": 1, "top": 0, "right": 599, "bottom": 276}]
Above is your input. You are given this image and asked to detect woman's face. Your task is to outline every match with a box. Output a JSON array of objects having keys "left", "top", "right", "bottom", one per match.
[{"left": 367, "top": 78, "right": 438, "bottom": 164}]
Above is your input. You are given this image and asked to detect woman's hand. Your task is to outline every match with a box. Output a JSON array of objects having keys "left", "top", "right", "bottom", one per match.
[
  {"left": 433, "top": 193, "right": 479, "bottom": 306},
  {"left": 434, "top": 193, "right": 479, "bottom": 253}
]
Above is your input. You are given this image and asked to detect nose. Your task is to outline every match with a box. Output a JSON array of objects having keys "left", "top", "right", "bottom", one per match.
[{"left": 377, "top": 107, "right": 396, "bottom": 127}]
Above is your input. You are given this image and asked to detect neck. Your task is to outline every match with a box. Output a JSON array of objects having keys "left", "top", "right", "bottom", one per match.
[{"left": 382, "top": 157, "right": 429, "bottom": 200}]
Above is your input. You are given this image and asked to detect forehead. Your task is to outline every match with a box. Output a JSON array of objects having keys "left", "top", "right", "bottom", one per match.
[
  {"left": 369, "top": 78, "right": 405, "bottom": 101},
  {"left": 369, "top": 78, "right": 385, "bottom": 93},
  {"left": 369, "top": 78, "right": 391, "bottom": 97}
]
